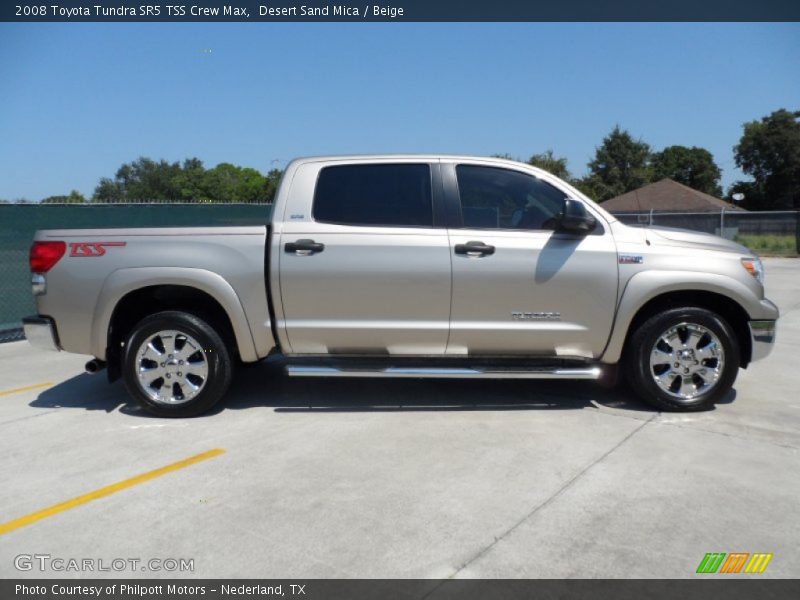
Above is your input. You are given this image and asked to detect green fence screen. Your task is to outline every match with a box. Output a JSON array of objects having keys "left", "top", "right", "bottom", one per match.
[{"left": 0, "top": 203, "right": 272, "bottom": 340}]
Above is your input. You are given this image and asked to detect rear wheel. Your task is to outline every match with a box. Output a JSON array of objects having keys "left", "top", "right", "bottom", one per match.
[
  {"left": 626, "top": 307, "right": 739, "bottom": 411},
  {"left": 122, "top": 311, "right": 232, "bottom": 417}
]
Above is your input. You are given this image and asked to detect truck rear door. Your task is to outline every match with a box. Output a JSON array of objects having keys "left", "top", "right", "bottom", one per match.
[{"left": 276, "top": 160, "right": 451, "bottom": 355}]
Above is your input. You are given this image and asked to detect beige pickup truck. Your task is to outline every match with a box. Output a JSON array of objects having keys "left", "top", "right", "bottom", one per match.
[{"left": 24, "top": 155, "right": 778, "bottom": 416}]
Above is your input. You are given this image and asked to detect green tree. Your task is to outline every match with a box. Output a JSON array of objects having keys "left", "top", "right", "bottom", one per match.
[
  {"left": 202, "top": 163, "right": 269, "bottom": 203},
  {"left": 93, "top": 157, "right": 282, "bottom": 203},
  {"left": 572, "top": 176, "right": 616, "bottom": 202},
  {"left": 93, "top": 157, "right": 182, "bottom": 202},
  {"left": 527, "top": 150, "right": 571, "bottom": 180},
  {"left": 731, "top": 109, "right": 800, "bottom": 210},
  {"left": 651, "top": 146, "right": 722, "bottom": 196},
  {"left": 172, "top": 158, "right": 211, "bottom": 202},
  {"left": 93, "top": 178, "right": 125, "bottom": 202},
  {"left": 41, "top": 190, "right": 87, "bottom": 204},
  {"left": 585, "top": 126, "right": 652, "bottom": 202},
  {"left": 263, "top": 168, "right": 283, "bottom": 202}
]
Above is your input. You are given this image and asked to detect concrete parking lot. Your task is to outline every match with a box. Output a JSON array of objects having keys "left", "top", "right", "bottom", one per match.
[{"left": 0, "top": 258, "right": 798, "bottom": 579}]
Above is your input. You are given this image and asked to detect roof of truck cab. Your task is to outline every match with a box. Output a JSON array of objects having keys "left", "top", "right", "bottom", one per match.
[{"left": 288, "top": 154, "right": 530, "bottom": 164}]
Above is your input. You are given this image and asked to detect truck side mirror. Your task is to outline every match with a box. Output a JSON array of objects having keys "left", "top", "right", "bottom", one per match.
[{"left": 557, "top": 198, "right": 597, "bottom": 234}]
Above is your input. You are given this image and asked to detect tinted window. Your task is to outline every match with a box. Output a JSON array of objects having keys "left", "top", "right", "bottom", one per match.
[
  {"left": 456, "top": 165, "right": 567, "bottom": 230},
  {"left": 313, "top": 164, "right": 433, "bottom": 227}
]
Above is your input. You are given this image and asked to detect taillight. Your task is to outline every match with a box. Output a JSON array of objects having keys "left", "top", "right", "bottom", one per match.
[{"left": 29, "top": 241, "right": 66, "bottom": 273}]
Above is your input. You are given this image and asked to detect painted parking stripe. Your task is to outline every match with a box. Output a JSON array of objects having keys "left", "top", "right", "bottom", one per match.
[
  {"left": 0, "top": 448, "right": 225, "bottom": 536},
  {"left": 0, "top": 382, "right": 53, "bottom": 397}
]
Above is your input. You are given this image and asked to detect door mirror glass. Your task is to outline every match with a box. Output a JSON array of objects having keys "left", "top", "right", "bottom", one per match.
[{"left": 557, "top": 198, "right": 597, "bottom": 234}]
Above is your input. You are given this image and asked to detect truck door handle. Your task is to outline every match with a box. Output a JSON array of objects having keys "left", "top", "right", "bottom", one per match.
[
  {"left": 454, "top": 241, "right": 495, "bottom": 256},
  {"left": 285, "top": 239, "right": 325, "bottom": 254}
]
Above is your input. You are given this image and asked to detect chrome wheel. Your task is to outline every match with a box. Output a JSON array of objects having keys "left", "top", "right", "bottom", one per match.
[
  {"left": 135, "top": 330, "right": 208, "bottom": 405},
  {"left": 649, "top": 322, "right": 724, "bottom": 400}
]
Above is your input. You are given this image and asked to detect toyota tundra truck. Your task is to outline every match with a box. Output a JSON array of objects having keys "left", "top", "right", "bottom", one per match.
[{"left": 23, "top": 155, "right": 778, "bottom": 416}]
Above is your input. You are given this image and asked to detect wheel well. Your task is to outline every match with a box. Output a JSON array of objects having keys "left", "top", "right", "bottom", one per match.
[
  {"left": 106, "top": 285, "right": 237, "bottom": 381},
  {"left": 623, "top": 290, "right": 753, "bottom": 368}
]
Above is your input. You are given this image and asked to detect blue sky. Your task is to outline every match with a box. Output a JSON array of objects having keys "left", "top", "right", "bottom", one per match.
[{"left": 0, "top": 22, "right": 798, "bottom": 200}]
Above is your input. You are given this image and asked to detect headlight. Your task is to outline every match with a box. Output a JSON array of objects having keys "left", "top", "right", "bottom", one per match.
[{"left": 741, "top": 257, "right": 764, "bottom": 285}]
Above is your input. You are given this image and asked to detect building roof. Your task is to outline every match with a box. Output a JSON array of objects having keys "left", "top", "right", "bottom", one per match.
[{"left": 602, "top": 178, "right": 745, "bottom": 212}]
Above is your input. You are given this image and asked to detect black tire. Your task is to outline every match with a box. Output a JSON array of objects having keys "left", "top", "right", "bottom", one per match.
[
  {"left": 122, "top": 311, "right": 233, "bottom": 417},
  {"left": 625, "top": 307, "right": 739, "bottom": 412}
]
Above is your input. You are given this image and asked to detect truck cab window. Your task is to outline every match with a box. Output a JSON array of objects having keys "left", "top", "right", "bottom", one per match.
[
  {"left": 456, "top": 165, "right": 566, "bottom": 230},
  {"left": 313, "top": 163, "right": 433, "bottom": 227}
]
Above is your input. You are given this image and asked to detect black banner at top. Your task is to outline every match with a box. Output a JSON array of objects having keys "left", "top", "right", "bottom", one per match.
[{"left": 3, "top": 0, "right": 800, "bottom": 22}]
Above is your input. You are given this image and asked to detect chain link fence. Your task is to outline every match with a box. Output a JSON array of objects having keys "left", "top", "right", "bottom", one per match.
[
  {"left": 611, "top": 210, "right": 800, "bottom": 256},
  {"left": 0, "top": 202, "right": 272, "bottom": 342}
]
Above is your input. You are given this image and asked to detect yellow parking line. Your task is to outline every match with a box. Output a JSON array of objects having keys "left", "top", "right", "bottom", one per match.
[
  {"left": 0, "top": 382, "right": 53, "bottom": 397},
  {"left": 0, "top": 448, "right": 225, "bottom": 536}
]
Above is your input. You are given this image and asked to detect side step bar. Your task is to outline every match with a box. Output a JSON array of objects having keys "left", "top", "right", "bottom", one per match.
[{"left": 286, "top": 365, "right": 602, "bottom": 380}]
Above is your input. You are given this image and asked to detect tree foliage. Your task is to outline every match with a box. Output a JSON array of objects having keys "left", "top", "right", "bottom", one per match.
[
  {"left": 583, "top": 126, "right": 652, "bottom": 202},
  {"left": 651, "top": 146, "right": 722, "bottom": 196},
  {"left": 499, "top": 132, "right": 727, "bottom": 203},
  {"left": 18, "top": 110, "right": 792, "bottom": 209},
  {"left": 732, "top": 109, "right": 800, "bottom": 210},
  {"left": 41, "top": 190, "right": 87, "bottom": 204},
  {"left": 92, "top": 157, "right": 282, "bottom": 203},
  {"left": 527, "top": 150, "right": 571, "bottom": 180}
]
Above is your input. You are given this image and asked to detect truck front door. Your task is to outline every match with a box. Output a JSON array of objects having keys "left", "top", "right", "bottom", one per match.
[{"left": 443, "top": 162, "right": 619, "bottom": 359}]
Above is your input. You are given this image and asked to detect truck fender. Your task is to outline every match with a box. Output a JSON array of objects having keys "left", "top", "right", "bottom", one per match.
[
  {"left": 91, "top": 267, "right": 259, "bottom": 362},
  {"left": 601, "top": 270, "right": 766, "bottom": 364}
]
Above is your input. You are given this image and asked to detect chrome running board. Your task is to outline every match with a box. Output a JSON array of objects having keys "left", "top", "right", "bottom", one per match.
[{"left": 286, "top": 365, "right": 602, "bottom": 380}]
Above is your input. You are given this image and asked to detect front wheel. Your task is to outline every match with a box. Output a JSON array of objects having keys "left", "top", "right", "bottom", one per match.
[
  {"left": 626, "top": 307, "right": 740, "bottom": 411},
  {"left": 122, "top": 311, "right": 233, "bottom": 417}
]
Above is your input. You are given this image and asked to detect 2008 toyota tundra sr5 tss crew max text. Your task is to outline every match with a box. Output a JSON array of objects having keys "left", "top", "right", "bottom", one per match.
[{"left": 23, "top": 156, "right": 779, "bottom": 416}]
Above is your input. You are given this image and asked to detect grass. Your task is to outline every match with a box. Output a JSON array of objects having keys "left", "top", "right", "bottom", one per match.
[{"left": 734, "top": 234, "right": 798, "bottom": 255}]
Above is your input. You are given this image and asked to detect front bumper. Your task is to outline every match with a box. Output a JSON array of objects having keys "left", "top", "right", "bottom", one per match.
[
  {"left": 22, "top": 316, "right": 60, "bottom": 352},
  {"left": 749, "top": 320, "right": 776, "bottom": 362}
]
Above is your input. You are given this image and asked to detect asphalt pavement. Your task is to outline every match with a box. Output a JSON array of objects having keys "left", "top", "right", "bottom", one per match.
[{"left": 0, "top": 258, "right": 797, "bottom": 579}]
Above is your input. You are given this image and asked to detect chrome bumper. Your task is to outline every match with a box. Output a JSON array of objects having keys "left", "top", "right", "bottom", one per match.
[
  {"left": 749, "top": 320, "right": 776, "bottom": 362},
  {"left": 22, "top": 316, "right": 60, "bottom": 352}
]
